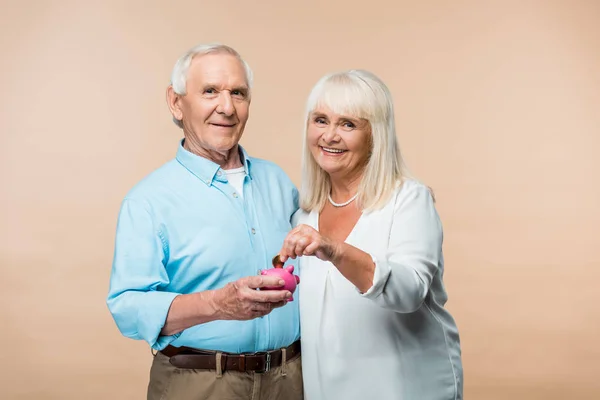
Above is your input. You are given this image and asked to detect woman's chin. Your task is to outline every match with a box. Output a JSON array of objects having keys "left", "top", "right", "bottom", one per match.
[{"left": 316, "top": 162, "right": 344, "bottom": 176}]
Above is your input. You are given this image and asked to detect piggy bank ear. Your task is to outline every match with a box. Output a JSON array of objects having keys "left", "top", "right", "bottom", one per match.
[
  {"left": 260, "top": 270, "right": 267, "bottom": 275},
  {"left": 285, "top": 265, "right": 294, "bottom": 273}
]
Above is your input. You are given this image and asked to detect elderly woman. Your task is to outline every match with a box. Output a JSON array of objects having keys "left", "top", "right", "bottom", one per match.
[{"left": 278, "top": 70, "right": 463, "bottom": 399}]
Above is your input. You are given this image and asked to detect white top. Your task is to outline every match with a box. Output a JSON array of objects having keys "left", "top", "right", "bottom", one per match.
[
  {"left": 296, "top": 180, "right": 463, "bottom": 400},
  {"left": 223, "top": 166, "right": 246, "bottom": 198}
]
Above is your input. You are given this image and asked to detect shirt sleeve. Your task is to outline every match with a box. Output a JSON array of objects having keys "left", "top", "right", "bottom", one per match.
[
  {"left": 106, "top": 198, "right": 181, "bottom": 350},
  {"left": 359, "top": 184, "right": 443, "bottom": 313}
]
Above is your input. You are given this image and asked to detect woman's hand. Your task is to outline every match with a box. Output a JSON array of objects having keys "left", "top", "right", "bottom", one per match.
[
  {"left": 278, "top": 224, "right": 341, "bottom": 263},
  {"left": 279, "top": 224, "right": 375, "bottom": 293}
]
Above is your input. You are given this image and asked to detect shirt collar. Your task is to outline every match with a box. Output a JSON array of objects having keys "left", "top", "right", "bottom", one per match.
[{"left": 175, "top": 139, "right": 252, "bottom": 186}]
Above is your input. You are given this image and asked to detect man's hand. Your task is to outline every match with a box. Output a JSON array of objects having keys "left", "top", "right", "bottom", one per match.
[
  {"left": 211, "top": 275, "right": 292, "bottom": 320},
  {"left": 278, "top": 224, "right": 341, "bottom": 264}
]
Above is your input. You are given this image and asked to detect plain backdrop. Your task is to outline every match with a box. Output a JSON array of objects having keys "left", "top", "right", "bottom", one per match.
[{"left": 1, "top": 0, "right": 599, "bottom": 399}]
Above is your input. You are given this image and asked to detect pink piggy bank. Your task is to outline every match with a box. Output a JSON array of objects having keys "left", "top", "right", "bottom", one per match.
[{"left": 260, "top": 265, "right": 300, "bottom": 301}]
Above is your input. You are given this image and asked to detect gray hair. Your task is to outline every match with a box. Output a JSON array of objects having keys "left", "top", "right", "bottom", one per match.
[
  {"left": 169, "top": 43, "right": 254, "bottom": 128},
  {"left": 300, "top": 69, "right": 409, "bottom": 212}
]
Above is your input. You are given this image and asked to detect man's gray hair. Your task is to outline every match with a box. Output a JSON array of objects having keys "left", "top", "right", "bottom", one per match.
[{"left": 169, "top": 43, "right": 254, "bottom": 128}]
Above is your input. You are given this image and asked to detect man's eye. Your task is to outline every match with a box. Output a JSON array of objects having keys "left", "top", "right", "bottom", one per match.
[
  {"left": 204, "top": 88, "right": 216, "bottom": 94},
  {"left": 315, "top": 118, "right": 326, "bottom": 125},
  {"left": 232, "top": 90, "right": 246, "bottom": 97}
]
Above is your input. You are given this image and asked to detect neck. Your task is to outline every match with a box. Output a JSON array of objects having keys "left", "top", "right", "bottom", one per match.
[
  {"left": 329, "top": 172, "right": 362, "bottom": 201},
  {"left": 184, "top": 140, "right": 243, "bottom": 170}
]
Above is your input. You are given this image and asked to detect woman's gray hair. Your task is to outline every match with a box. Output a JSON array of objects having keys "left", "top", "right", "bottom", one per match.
[
  {"left": 169, "top": 43, "right": 254, "bottom": 128},
  {"left": 300, "top": 69, "right": 411, "bottom": 212}
]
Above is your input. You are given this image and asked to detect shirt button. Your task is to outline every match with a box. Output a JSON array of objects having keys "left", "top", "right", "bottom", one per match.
[
  {"left": 251, "top": 228, "right": 256, "bottom": 235},
  {"left": 233, "top": 192, "right": 239, "bottom": 198}
]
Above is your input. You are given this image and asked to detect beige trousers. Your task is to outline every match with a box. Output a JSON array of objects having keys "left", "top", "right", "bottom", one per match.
[{"left": 147, "top": 351, "right": 303, "bottom": 400}]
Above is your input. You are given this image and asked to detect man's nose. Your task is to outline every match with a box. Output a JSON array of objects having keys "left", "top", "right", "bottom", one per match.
[{"left": 216, "top": 92, "right": 235, "bottom": 116}]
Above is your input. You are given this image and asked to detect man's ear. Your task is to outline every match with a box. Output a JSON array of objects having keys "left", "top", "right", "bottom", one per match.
[{"left": 166, "top": 85, "right": 183, "bottom": 123}]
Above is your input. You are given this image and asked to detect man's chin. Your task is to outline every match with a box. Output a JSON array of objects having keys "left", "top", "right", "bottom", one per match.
[{"left": 209, "top": 141, "right": 241, "bottom": 154}]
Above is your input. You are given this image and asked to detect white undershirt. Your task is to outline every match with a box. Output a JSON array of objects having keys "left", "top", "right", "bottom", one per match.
[{"left": 223, "top": 166, "right": 246, "bottom": 198}]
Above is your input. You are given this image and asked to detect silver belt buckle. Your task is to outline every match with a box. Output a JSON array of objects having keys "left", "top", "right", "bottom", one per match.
[{"left": 265, "top": 353, "right": 271, "bottom": 372}]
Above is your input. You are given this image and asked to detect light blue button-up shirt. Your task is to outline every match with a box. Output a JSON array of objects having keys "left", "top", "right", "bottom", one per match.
[{"left": 107, "top": 141, "right": 300, "bottom": 352}]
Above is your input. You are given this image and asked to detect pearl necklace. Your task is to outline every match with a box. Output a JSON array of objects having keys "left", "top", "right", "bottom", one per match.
[{"left": 327, "top": 192, "right": 358, "bottom": 207}]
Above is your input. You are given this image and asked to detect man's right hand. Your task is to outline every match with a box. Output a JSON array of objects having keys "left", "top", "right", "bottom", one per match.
[
  {"left": 210, "top": 275, "right": 292, "bottom": 321},
  {"left": 160, "top": 275, "right": 292, "bottom": 336}
]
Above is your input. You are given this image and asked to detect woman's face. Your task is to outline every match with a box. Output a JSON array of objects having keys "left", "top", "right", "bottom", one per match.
[{"left": 307, "top": 107, "right": 372, "bottom": 181}]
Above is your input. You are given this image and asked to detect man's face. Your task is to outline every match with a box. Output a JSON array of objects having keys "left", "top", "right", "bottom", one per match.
[{"left": 172, "top": 53, "right": 250, "bottom": 156}]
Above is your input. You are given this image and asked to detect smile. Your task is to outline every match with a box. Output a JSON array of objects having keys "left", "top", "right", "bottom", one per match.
[
  {"left": 320, "top": 146, "right": 346, "bottom": 154},
  {"left": 210, "top": 123, "right": 236, "bottom": 128}
]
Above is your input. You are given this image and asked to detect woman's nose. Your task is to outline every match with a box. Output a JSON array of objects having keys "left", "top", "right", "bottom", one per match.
[{"left": 321, "top": 126, "right": 340, "bottom": 143}]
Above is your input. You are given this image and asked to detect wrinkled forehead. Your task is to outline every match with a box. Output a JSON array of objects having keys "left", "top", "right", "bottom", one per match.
[{"left": 188, "top": 52, "right": 249, "bottom": 87}]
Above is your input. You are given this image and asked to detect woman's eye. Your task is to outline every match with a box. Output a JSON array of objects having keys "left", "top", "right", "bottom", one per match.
[{"left": 342, "top": 121, "right": 356, "bottom": 129}]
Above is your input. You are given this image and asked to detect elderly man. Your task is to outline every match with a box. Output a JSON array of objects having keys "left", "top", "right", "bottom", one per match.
[{"left": 106, "top": 44, "right": 302, "bottom": 400}]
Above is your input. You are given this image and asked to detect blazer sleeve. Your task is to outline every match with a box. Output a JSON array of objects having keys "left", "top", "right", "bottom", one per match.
[{"left": 360, "top": 183, "right": 443, "bottom": 313}]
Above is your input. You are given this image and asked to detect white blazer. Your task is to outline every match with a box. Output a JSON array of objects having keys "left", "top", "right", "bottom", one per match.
[{"left": 297, "top": 180, "right": 463, "bottom": 400}]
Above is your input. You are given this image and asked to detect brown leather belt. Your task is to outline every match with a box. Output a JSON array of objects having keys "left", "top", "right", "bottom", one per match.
[{"left": 160, "top": 340, "right": 301, "bottom": 373}]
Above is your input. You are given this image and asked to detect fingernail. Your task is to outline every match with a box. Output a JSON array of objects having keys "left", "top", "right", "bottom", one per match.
[
  {"left": 278, "top": 280, "right": 285, "bottom": 286},
  {"left": 285, "top": 292, "right": 292, "bottom": 298}
]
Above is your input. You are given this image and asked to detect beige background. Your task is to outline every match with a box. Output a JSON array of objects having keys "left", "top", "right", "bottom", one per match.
[{"left": 1, "top": 0, "right": 599, "bottom": 399}]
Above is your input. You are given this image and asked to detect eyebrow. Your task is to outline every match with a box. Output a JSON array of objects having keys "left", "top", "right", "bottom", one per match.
[
  {"left": 232, "top": 86, "right": 249, "bottom": 93},
  {"left": 340, "top": 115, "right": 361, "bottom": 123},
  {"left": 311, "top": 112, "right": 362, "bottom": 123},
  {"left": 202, "top": 83, "right": 249, "bottom": 92}
]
